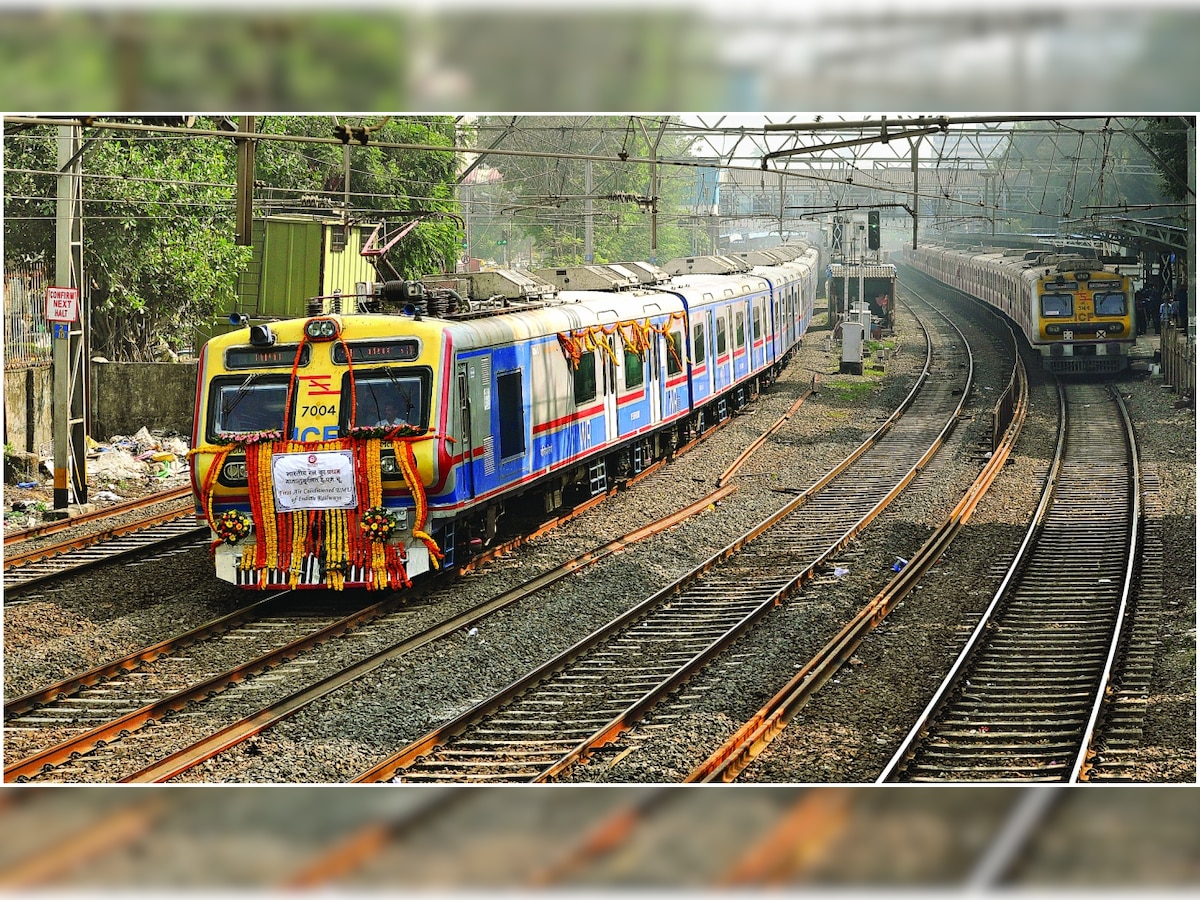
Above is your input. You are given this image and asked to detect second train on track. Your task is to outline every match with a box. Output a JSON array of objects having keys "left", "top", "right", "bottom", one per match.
[
  {"left": 190, "top": 245, "right": 820, "bottom": 591},
  {"left": 906, "top": 243, "right": 1135, "bottom": 375}
]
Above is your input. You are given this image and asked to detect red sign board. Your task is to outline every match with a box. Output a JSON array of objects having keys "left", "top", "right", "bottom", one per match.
[{"left": 45, "top": 286, "right": 80, "bottom": 323}]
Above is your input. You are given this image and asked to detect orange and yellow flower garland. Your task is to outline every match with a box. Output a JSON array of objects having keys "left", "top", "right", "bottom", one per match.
[
  {"left": 557, "top": 311, "right": 687, "bottom": 371},
  {"left": 192, "top": 433, "right": 441, "bottom": 591}
]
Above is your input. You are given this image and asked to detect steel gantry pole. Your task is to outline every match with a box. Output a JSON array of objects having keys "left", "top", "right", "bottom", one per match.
[{"left": 53, "top": 123, "right": 88, "bottom": 511}]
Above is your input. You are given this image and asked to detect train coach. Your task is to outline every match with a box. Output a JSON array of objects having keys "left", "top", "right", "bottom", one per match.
[
  {"left": 906, "top": 243, "right": 1134, "bottom": 375},
  {"left": 190, "top": 245, "right": 819, "bottom": 591}
]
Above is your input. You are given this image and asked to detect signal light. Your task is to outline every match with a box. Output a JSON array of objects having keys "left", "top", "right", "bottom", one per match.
[{"left": 867, "top": 210, "right": 881, "bottom": 250}]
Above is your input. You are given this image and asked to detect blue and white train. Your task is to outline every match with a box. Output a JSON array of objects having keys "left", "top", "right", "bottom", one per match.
[{"left": 191, "top": 245, "right": 821, "bottom": 590}]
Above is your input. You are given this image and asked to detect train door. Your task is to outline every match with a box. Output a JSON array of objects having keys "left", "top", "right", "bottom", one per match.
[
  {"left": 458, "top": 356, "right": 492, "bottom": 497},
  {"left": 646, "top": 324, "right": 663, "bottom": 424},
  {"left": 714, "top": 305, "right": 732, "bottom": 393},
  {"left": 602, "top": 333, "right": 619, "bottom": 443},
  {"left": 690, "top": 311, "right": 713, "bottom": 405}
]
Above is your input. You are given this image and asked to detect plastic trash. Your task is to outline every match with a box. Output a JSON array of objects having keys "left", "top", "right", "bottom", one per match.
[
  {"left": 16, "top": 481, "right": 37, "bottom": 489},
  {"left": 467, "top": 627, "right": 479, "bottom": 636},
  {"left": 94, "top": 490, "right": 125, "bottom": 502},
  {"left": 833, "top": 566, "right": 849, "bottom": 577},
  {"left": 892, "top": 557, "right": 908, "bottom": 572}
]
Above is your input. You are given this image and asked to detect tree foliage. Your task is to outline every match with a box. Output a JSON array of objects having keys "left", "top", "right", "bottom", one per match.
[
  {"left": 1142, "top": 116, "right": 1193, "bottom": 203},
  {"left": 253, "top": 116, "right": 462, "bottom": 276},
  {"left": 4, "top": 121, "right": 252, "bottom": 361},
  {"left": 3, "top": 116, "right": 461, "bottom": 361}
]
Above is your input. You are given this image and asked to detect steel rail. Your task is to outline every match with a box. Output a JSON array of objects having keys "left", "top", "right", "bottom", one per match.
[
  {"left": 877, "top": 383, "right": 1139, "bottom": 783},
  {"left": 3, "top": 514, "right": 205, "bottom": 593},
  {"left": 4, "top": 593, "right": 289, "bottom": 718},
  {"left": 4, "top": 589, "right": 426, "bottom": 782},
  {"left": 3, "top": 485, "right": 192, "bottom": 547},
  {"left": 875, "top": 382, "right": 1069, "bottom": 783},
  {"left": 120, "top": 485, "right": 737, "bottom": 783},
  {"left": 688, "top": 311, "right": 1026, "bottom": 783},
  {"left": 1071, "top": 385, "right": 1141, "bottom": 781},
  {"left": 351, "top": 298, "right": 972, "bottom": 784}
]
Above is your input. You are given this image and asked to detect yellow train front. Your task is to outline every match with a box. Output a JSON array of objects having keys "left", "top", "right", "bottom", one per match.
[
  {"left": 906, "top": 245, "right": 1134, "bottom": 376},
  {"left": 190, "top": 311, "right": 450, "bottom": 590},
  {"left": 1023, "top": 256, "right": 1134, "bottom": 374}
]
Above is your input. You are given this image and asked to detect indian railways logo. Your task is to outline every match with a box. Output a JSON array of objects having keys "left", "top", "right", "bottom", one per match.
[{"left": 308, "top": 454, "right": 318, "bottom": 464}]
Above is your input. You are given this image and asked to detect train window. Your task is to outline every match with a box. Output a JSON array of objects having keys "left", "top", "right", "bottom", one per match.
[
  {"left": 496, "top": 370, "right": 526, "bottom": 459},
  {"left": 209, "top": 377, "right": 290, "bottom": 439},
  {"left": 735, "top": 311, "right": 746, "bottom": 348},
  {"left": 666, "top": 330, "right": 683, "bottom": 376},
  {"left": 573, "top": 350, "right": 597, "bottom": 404},
  {"left": 716, "top": 316, "right": 728, "bottom": 355},
  {"left": 624, "top": 346, "right": 644, "bottom": 390},
  {"left": 692, "top": 323, "right": 706, "bottom": 365},
  {"left": 1041, "top": 293, "right": 1074, "bottom": 318},
  {"left": 752, "top": 306, "right": 763, "bottom": 341},
  {"left": 351, "top": 373, "right": 428, "bottom": 427},
  {"left": 1093, "top": 291, "right": 1127, "bottom": 316}
]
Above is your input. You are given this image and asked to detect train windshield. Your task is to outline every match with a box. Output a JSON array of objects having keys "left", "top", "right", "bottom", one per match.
[
  {"left": 351, "top": 372, "right": 428, "bottom": 428},
  {"left": 1040, "top": 293, "right": 1074, "bottom": 318},
  {"left": 1093, "top": 290, "right": 1127, "bottom": 316},
  {"left": 209, "top": 377, "right": 290, "bottom": 438}
]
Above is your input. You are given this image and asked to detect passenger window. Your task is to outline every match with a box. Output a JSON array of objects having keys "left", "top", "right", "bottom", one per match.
[
  {"left": 752, "top": 306, "right": 762, "bottom": 341},
  {"left": 735, "top": 311, "right": 746, "bottom": 348},
  {"left": 716, "top": 316, "right": 727, "bottom": 355},
  {"left": 624, "top": 347, "right": 644, "bottom": 390},
  {"left": 693, "top": 323, "right": 706, "bottom": 365},
  {"left": 666, "top": 330, "right": 683, "bottom": 376},
  {"left": 573, "top": 350, "right": 597, "bottom": 404},
  {"left": 496, "top": 369, "right": 526, "bottom": 459}
]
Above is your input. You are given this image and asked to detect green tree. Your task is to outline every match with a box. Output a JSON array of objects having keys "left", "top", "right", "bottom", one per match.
[
  {"left": 253, "top": 116, "right": 462, "bottom": 277},
  {"left": 3, "top": 115, "right": 463, "bottom": 361},
  {"left": 4, "top": 119, "right": 252, "bottom": 361},
  {"left": 1142, "top": 116, "right": 1193, "bottom": 203}
]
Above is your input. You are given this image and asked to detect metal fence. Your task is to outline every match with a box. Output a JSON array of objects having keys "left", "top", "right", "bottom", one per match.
[
  {"left": 1160, "top": 323, "right": 1196, "bottom": 402},
  {"left": 4, "top": 267, "right": 53, "bottom": 369}
]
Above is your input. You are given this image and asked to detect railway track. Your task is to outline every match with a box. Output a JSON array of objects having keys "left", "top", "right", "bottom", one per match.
[
  {"left": 351, "top": 295, "right": 974, "bottom": 783},
  {"left": 3, "top": 385, "right": 791, "bottom": 783},
  {"left": 686, "top": 281, "right": 1029, "bottom": 783},
  {"left": 878, "top": 381, "right": 1139, "bottom": 782},
  {"left": 3, "top": 487, "right": 203, "bottom": 594}
]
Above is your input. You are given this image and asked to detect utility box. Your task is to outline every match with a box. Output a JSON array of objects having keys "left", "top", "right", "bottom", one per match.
[{"left": 840, "top": 321, "right": 865, "bottom": 375}]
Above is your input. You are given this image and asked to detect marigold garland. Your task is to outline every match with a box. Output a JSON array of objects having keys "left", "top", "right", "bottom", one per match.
[
  {"left": 557, "top": 311, "right": 686, "bottom": 371},
  {"left": 193, "top": 431, "right": 443, "bottom": 591}
]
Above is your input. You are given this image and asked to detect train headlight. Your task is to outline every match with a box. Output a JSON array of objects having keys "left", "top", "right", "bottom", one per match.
[
  {"left": 1050, "top": 343, "right": 1064, "bottom": 356},
  {"left": 380, "top": 454, "right": 400, "bottom": 475},
  {"left": 305, "top": 318, "right": 341, "bottom": 341},
  {"left": 222, "top": 459, "right": 248, "bottom": 481},
  {"left": 1106, "top": 322, "right": 1125, "bottom": 334}
]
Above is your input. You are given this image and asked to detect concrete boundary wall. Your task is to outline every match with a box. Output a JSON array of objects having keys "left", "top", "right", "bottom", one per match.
[{"left": 3, "top": 361, "right": 199, "bottom": 456}]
